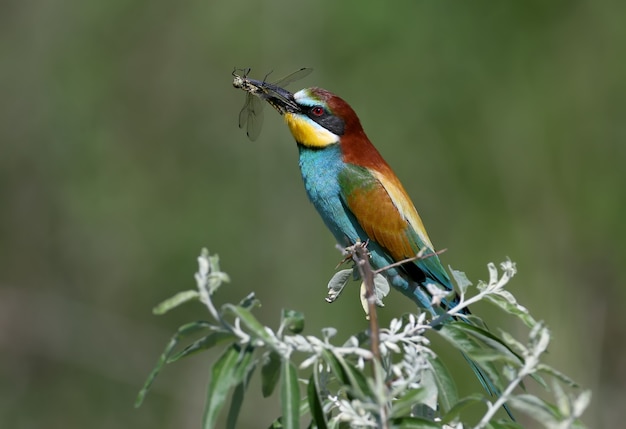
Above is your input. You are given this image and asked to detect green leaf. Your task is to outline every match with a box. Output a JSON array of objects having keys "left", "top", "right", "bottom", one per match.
[
  {"left": 507, "top": 394, "right": 560, "bottom": 424},
  {"left": 373, "top": 273, "right": 390, "bottom": 306},
  {"left": 483, "top": 294, "right": 536, "bottom": 328},
  {"left": 427, "top": 355, "right": 458, "bottom": 413},
  {"left": 308, "top": 373, "right": 328, "bottom": 429},
  {"left": 135, "top": 321, "right": 214, "bottom": 407},
  {"left": 326, "top": 269, "right": 353, "bottom": 303},
  {"left": 203, "top": 345, "right": 255, "bottom": 429},
  {"left": 390, "top": 388, "right": 428, "bottom": 418},
  {"left": 463, "top": 348, "right": 519, "bottom": 366},
  {"left": 389, "top": 416, "right": 440, "bottom": 428},
  {"left": 222, "top": 304, "right": 276, "bottom": 346},
  {"left": 435, "top": 326, "right": 502, "bottom": 391},
  {"left": 449, "top": 267, "right": 472, "bottom": 297},
  {"left": 207, "top": 253, "right": 230, "bottom": 292},
  {"left": 440, "top": 393, "right": 485, "bottom": 424},
  {"left": 280, "top": 359, "right": 300, "bottom": 429},
  {"left": 320, "top": 349, "right": 346, "bottom": 383},
  {"left": 436, "top": 322, "right": 482, "bottom": 352},
  {"left": 226, "top": 360, "right": 257, "bottom": 429},
  {"left": 319, "top": 349, "right": 371, "bottom": 400},
  {"left": 195, "top": 250, "right": 230, "bottom": 295},
  {"left": 282, "top": 309, "right": 305, "bottom": 334},
  {"left": 448, "top": 322, "right": 522, "bottom": 363},
  {"left": 203, "top": 346, "right": 240, "bottom": 429},
  {"left": 335, "top": 354, "right": 371, "bottom": 400},
  {"left": 152, "top": 290, "right": 200, "bottom": 315},
  {"left": 486, "top": 421, "right": 525, "bottom": 429},
  {"left": 168, "top": 330, "right": 236, "bottom": 363},
  {"left": 573, "top": 390, "right": 592, "bottom": 417},
  {"left": 262, "top": 351, "right": 282, "bottom": 397},
  {"left": 552, "top": 381, "right": 569, "bottom": 416},
  {"left": 536, "top": 363, "right": 579, "bottom": 388}
]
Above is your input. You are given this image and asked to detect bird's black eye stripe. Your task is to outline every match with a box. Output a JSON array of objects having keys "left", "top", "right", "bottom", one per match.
[{"left": 305, "top": 105, "right": 345, "bottom": 136}]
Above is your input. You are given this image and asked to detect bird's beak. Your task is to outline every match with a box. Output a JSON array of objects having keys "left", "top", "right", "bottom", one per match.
[{"left": 259, "top": 83, "right": 301, "bottom": 115}]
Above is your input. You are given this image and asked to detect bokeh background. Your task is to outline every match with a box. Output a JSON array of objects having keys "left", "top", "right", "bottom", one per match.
[{"left": 1, "top": 0, "right": 624, "bottom": 427}]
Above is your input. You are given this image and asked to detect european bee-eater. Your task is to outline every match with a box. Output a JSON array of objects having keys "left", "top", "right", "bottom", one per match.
[
  {"left": 233, "top": 74, "right": 511, "bottom": 417},
  {"left": 234, "top": 79, "right": 456, "bottom": 313}
]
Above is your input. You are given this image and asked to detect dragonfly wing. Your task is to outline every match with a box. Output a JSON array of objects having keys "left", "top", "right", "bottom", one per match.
[
  {"left": 246, "top": 96, "right": 264, "bottom": 141},
  {"left": 274, "top": 68, "right": 313, "bottom": 87},
  {"left": 238, "top": 94, "right": 253, "bottom": 129}
]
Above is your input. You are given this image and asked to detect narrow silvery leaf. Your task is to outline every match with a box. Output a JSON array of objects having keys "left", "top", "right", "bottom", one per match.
[
  {"left": 261, "top": 351, "right": 282, "bottom": 397},
  {"left": 441, "top": 394, "right": 484, "bottom": 425},
  {"left": 486, "top": 421, "right": 525, "bottom": 429},
  {"left": 428, "top": 355, "right": 458, "bottom": 413},
  {"left": 487, "top": 262, "right": 498, "bottom": 286},
  {"left": 203, "top": 346, "right": 241, "bottom": 429},
  {"left": 326, "top": 269, "right": 353, "bottom": 303},
  {"left": 389, "top": 416, "right": 440, "bottom": 428},
  {"left": 448, "top": 322, "right": 522, "bottom": 363},
  {"left": 552, "top": 381, "right": 569, "bottom": 416},
  {"left": 449, "top": 267, "right": 472, "bottom": 296},
  {"left": 207, "top": 255, "right": 229, "bottom": 293},
  {"left": 359, "top": 282, "right": 369, "bottom": 318},
  {"left": 390, "top": 387, "right": 428, "bottom": 418},
  {"left": 500, "top": 331, "right": 528, "bottom": 355},
  {"left": 507, "top": 394, "right": 559, "bottom": 424},
  {"left": 483, "top": 294, "right": 536, "bottom": 328},
  {"left": 500, "top": 259, "right": 517, "bottom": 277},
  {"left": 168, "top": 330, "right": 236, "bottom": 363},
  {"left": 222, "top": 304, "right": 276, "bottom": 346},
  {"left": 535, "top": 326, "right": 551, "bottom": 355},
  {"left": 573, "top": 390, "right": 591, "bottom": 417},
  {"left": 308, "top": 373, "right": 328, "bottom": 429},
  {"left": 536, "top": 364, "right": 579, "bottom": 388},
  {"left": 373, "top": 273, "right": 390, "bottom": 306},
  {"left": 198, "top": 248, "right": 210, "bottom": 276},
  {"left": 226, "top": 358, "right": 257, "bottom": 429},
  {"left": 135, "top": 321, "right": 214, "bottom": 407},
  {"left": 152, "top": 290, "right": 200, "bottom": 315},
  {"left": 280, "top": 359, "right": 300, "bottom": 429}
]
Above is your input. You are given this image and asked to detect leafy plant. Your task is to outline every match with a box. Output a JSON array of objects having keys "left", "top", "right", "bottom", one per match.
[{"left": 136, "top": 247, "right": 590, "bottom": 428}]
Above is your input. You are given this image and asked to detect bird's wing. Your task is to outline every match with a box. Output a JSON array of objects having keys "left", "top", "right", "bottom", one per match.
[{"left": 338, "top": 163, "right": 452, "bottom": 290}]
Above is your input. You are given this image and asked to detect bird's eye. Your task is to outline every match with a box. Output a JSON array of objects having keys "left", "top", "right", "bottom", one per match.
[{"left": 311, "top": 106, "right": 325, "bottom": 116}]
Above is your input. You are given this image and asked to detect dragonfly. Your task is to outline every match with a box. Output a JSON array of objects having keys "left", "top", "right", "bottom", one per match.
[{"left": 232, "top": 67, "right": 313, "bottom": 141}]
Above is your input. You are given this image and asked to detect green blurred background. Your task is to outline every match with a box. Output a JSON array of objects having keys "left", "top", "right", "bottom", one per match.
[{"left": 1, "top": 0, "right": 624, "bottom": 427}]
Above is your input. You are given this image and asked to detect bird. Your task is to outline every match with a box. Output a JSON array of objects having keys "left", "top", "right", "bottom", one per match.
[
  {"left": 234, "top": 77, "right": 513, "bottom": 418},
  {"left": 249, "top": 83, "right": 456, "bottom": 313}
]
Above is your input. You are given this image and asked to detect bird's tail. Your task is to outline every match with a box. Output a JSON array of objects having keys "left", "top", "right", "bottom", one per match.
[{"left": 462, "top": 351, "right": 515, "bottom": 420}]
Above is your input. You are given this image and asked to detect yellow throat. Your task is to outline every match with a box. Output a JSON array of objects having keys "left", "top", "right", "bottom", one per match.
[{"left": 284, "top": 113, "right": 338, "bottom": 148}]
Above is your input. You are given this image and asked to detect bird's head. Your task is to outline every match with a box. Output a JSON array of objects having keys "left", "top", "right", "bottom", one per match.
[{"left": 264, "top": 86, "right": 365, "bottom": 148}]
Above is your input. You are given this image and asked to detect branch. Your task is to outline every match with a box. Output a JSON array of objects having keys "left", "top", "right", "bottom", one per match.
[{"left": 347, "top": 241, "right": 382, "bottom": 364}]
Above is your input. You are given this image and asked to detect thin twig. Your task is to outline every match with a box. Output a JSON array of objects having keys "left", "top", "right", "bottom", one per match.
[
  {"left": 348, "top": 241, "right": 391, "bottom": 429},
  {"left": 349, "top": 242, "right": 382, "bottom": 364},
  {"left": 374, "top": 248, "right": 447, "bottom": 274}
]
